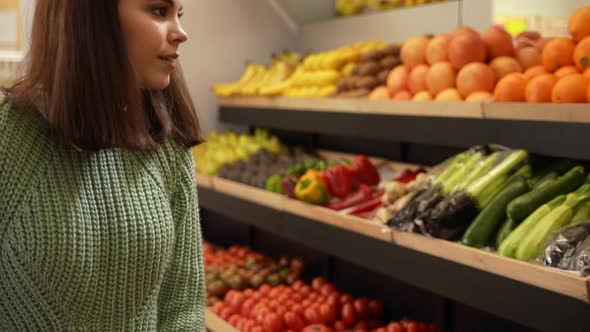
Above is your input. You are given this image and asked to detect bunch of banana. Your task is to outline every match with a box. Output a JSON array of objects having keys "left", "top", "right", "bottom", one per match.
[{"left": 212, "top": 52, "right": 301, "bottom": 98}]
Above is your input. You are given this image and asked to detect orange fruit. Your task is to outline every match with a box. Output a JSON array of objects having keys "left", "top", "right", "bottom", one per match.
[
  {"left": 413, "top": 91, "right": 433, "bottom": 101},
  {"left": 573, "top": 36, "right": 590, "bottom": 71},
  {"left": 490, "top": 56, "right": 523, "bottom": 80},
  {"left": 368, "top": 86, "right": 393, "bottom": 100},
  {"left": 494, "top": 73, "right": 527, "bottom": 102},
  {"left": 554, "top": 65, "right": 581, "bottom": 78},
  {"left": 456, "top": 63, "right": 496, "bottom": 97},
  {"left": 426, "top": 62, "right": 456, "bottom": 95},
  {"left": 542, "top": 37, "right": 576, "bottom": 72},
  {"left": 426, "top": 34, "right": 451, "bottom": 65},
  {"left": 466, "top": 91, "right": 494, "bottom": 102},
  {"left": 482, "top": 26, "right": 515, "bottom": 59},
  {"left": 393, "top": 90, "right": 413, "bottom": 100},
  {"left": 551, "top": 74, "right": 589, "bottom": 103},
  {"left": 516, "top": 47, "right": 543, "bottom": 70},
  {"left": 448, "top": 33, "right": 487, "bottom": 69},
  {"left": 401, "top": 36, "right": 430, "bottom": 69},
  {"left": 525, "top": 74, "right": 558, "bottom": 103},
  {"left": 568, "top": 6, "right": 590, "bottom": 42},
  {"left": 435, "top": 88, "right": 463, "bottom": 101},
  {"left": 408, "top": 64, "right": 430, "bottom": 94},
  {"left": 584, "top": 67, "right": 590, "bottom": 78},
  {"left": 523, "top": 65, "right": 548, "bottom": 80},
  {"left": 386, "top": 65, "right": 410, "bottom": 93},
  {"left": 588, "top": 84, "right": 590, "bottom": 102}
]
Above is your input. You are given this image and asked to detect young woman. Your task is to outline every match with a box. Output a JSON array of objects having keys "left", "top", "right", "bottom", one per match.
[{"left": 0, "top": 0, "right": 205, "bottom": 330}]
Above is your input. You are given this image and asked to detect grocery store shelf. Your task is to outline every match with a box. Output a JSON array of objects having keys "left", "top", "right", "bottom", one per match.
[
  {"left": 205, "top": 308, "right": 238, "bottom": 332},
  {"left": 218, "top": 97, "right": 590, "bottom": 160},
  {"left": 197, "top": 175, "right": 590, "bottom": 332}
]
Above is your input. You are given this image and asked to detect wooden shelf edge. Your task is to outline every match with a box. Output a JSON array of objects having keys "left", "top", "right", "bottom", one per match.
[
  {"left": 218, "top": 97, "right": 590, "bottom": 124},
  {"left": 205, "top": 308, "right": 238, "bottom": 332}
]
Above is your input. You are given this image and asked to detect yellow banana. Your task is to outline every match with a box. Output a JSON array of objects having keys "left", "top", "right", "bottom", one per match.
[{"left": 213, "top": 63, "right": 260, "bottom": 97}]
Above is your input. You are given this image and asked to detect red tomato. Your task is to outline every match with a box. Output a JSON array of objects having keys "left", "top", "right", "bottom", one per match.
[
  {"left": 333, "top": 320, "right": 348, "bottom": 331},
  {"left": 275, "top": 306, "right": 288, "bottom": 317},
  {"left": 319, "top": 303, "right": 338, "bottom": 325},
  {"left": 219, "top": 307, "right": 235, "bottom": 321},
  {"left": 320, "top": 283, "right": 337, "bottom": 296},
  {"left": 341, "top": 303, "right": 357, "bottom": 327},
  {"left": 259, "top": 284, "right": 271, "bottom": 295},
  {"left": 309, "top": 292, "right": 319, "bottom": 301},
  {"left": 229, "top": 293, "right": 246, "bottom": 311},
  {"left": 251, "top": 326, "right": 264, "bottom": 332},
  {"left": 243, "top": 288, "right": 255, "bottom": 297},
  {"left": 292, "top": 304, "right": 305, "bottom": 316},
  {"left": 368, "top": 300, "right": 384, "bottom": 321},
  {"left": 212, "top": 301, "right": 224, "bottom": 314},
  {"left": 304, "top": 307, "right": 323, "bottom": 324},
  {"left": 269, "top": 288, "right": 281, "bottom": 298},
  {"left": 292, "top": 293, "right": 304, "bottom": 302},
  {"left": 302, "top": 324, "right": 334, "bottom": 332},
  {"left": 312, "top": 277, "right": 327, "bottom": 291},
  {"left": 353, "top": 298, "right": 369, "bottom": 321},
  {"left": 292, "top": 280, "right": 305, "bottom": 291},
  {"left": 263, "top": 313, "right": 284, "bottom": 332},
  {"left": 406, "top": 322, "right": 419, "bottom": 332},
  {"left": 302, "top": 299, "right": 313, "bottom": 308},
  {"left": 228, "top": 314, "right": 240, "bottom": 327},
  {"left": 374, "top": 328, "right": 387, "bottom": 332},
  {"left": 387, "top": 322, "right": 404, "bottom": 332},
  {"left": 428, "top": 323, "right": 439, "bottom": 332},
  {"left": 340, "top": 293, "right": 353, "bottom": 305},
  {"left": 300, "top": 285, "right": 313, "bottom": 297},
  {"left": 355, "top": 321, "right": 368, "bottom": 329},
  {"left": 268, "top": 300, "right": 280, "bottom": 310},
  {"left": 240, "top": 298, "right": 256, "bottom": 317},
  {"left": 327, "top": 293, "right": 340, "bottom": 307},
  {"left": 418, "top": 323, "right": 428, "bottom": 331},
  {"left": 284, "top": 312, "right": 306, "bottom": 331},
  {"left": 224, "top": 289, "right": 239, "bottom": 303}
]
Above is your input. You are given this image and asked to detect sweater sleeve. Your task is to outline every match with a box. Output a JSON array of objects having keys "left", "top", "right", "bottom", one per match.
[{"left": 157, "top": 146, "right": 206, "bottom": 332}]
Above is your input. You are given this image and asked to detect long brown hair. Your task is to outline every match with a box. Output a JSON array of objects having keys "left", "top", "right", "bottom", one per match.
[{"left": 3, "top": 0, "right": 202, "bottom": 150}]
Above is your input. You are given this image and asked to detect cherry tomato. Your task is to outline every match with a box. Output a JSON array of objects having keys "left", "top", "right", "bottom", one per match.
[
  {"left": 269, "top": 288, "right": 281, "bottom": 298},
  {"left": 302, "top": 324, "right": 334, "bottom": 332},
  {"left": 300, "top": 285, "right": 313, "bottom": 297},
  {"left": 292, "top": 280, "right": 305, "bottom": 291},
  {"left": 387, "top": 322, "right": 403, "bottom": 332},
  {"left": 228, "top": 314, "right": 240, "bottom": 327},
  {"left": 224, "top": 289, "right": 239, "bottom": 303},
  {"left": 333, "top": 320, "right": 347, "bottom": 331},
  {"left": 259, "top": 284, "right": 271, "bottom": 295},
  {"left": 229, "top": 293, "right": 246, "bottom": 311},
  {"left": 263, "top": 313, "right": 284, "bottom": 332},
  {"left": 341, "top": 303, "right": 357, "bottom": 327},
  {"left": 320, "top": 283, "right": 337, "bottom": 296},
  {"left": 240, "top": 298, "right": 256, "bottom": 317},
  {"left": 284, "top": 312, "right": 306, "bottom": 331},
  {"left": 219, "top": 307, "right": 235, "bottom": 321},
  {"left": 353, "top": 298, "right": 369, "bottom": 321},
  {"left": 243, "top": 288, "right": 255, "bottom": 297},
  {"left": 212, "top": 301, "right": 224, "bottom": 315},
  {"left": 319, "top": 303, "right": 338, "bottom": 325},
  {"left": 292, "top": 293, "right": 304, "bottom": 302},
  {"left": 311, "top": 277, "right": 327, "bottom": 291},
  {"left": 406, "top": 321, "right": 419, "bottom": 332},
  {"left": 292, "top": 304, "right": 305, "bottom": 316},
  {"left": 340, "top": 293, "right": 353, "bottom": 305},
  {"left": 304, "top": 306, "right": 323, "bottom": 324}
]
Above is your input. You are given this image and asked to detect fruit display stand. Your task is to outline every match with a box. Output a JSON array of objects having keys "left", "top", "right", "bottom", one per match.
[
  {"left": 218, "top": 97, "right": 590, "bottom": 160},
  {"left": 198, "top": 97, "right": 590, "bottom": 332}
]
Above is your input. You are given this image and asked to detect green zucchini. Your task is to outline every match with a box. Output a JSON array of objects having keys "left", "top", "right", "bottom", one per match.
[
  {"left": 506, "top": 166, "right": 585, "bottom": 223},
  {"left": 495, "top": 218, "right": 517, "bottom": 248},
  {"left": 462, "top": 177, "right": 531, "bottom": 248},
  {"left": 498, "top": 195, "right": 566, "bottom": 258},
  {"left": 532, "top": 171, "right": 558, "bottom": 189}
]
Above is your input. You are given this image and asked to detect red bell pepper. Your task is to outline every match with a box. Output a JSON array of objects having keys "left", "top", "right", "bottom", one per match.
[
  {"left": 324, "top": 164, "right": 352, "bottom": 199},
  {"left": 326, "top": 184, "right": 373, "bottom": 211},
  {"left": 347, "top": 190, "right": 385, "bottom": 216},
  {"left": 396, "top": 169, "right": 424, "bottom": 184},
  {"left": 350, "top": 155, "right": 380, "bottom": 186}
]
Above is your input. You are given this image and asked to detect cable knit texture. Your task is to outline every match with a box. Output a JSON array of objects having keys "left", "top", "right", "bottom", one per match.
[{"left": 0, "top": 100, "right": 206, "bottom": 331}]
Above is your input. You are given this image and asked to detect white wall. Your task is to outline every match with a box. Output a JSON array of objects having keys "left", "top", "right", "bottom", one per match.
[
  {"left": 493, "top": 0, "right": 589, "bottom": 16},
  {"left": 180, "top": 1, "right": 299, "bottom": 134}
]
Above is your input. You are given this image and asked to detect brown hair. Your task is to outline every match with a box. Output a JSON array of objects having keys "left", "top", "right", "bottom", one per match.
[{"left": 3, "top": 0, "right": 203, "bottom": 151}]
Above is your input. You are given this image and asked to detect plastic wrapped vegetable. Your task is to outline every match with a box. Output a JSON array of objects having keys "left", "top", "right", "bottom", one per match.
[
  {"left": 539, "top": 223, "right": 590, "bottom": 269},
  {"left": 569, "top": 235, "right": 590, "bottom": 276}
]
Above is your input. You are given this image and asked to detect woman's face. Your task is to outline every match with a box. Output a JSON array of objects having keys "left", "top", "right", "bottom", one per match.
[{"left": 118, "top": 0, "right": 188, "bottom": 90}]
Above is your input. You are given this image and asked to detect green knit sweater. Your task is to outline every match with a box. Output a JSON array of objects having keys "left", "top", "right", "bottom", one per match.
[{"left": 0, "top": 100, "right": 206, "bottom": 331}]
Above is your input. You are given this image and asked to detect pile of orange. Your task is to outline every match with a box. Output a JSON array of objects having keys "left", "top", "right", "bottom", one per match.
[{"left": 368, "top": 6, "right": 590, "bottom": 103}]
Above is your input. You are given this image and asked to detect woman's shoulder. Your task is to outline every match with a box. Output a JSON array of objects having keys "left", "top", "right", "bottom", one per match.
[{"left": 1, "top": 98, "right": 47, "bottom": 152}]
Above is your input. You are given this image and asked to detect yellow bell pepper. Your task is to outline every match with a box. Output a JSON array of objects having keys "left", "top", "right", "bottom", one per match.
[{"left": 294, "top": 169, "right": 330, "bottom": 205}]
